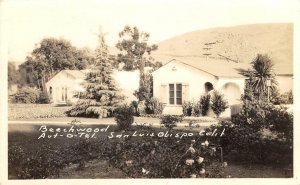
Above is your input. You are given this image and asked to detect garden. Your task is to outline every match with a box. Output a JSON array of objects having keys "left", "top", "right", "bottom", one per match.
[
  {"left": 8, "top": 96, "right": 293, "bottom": 178},
  {"left": 8, "top": 28, "right": 294, "bottom": 178}
]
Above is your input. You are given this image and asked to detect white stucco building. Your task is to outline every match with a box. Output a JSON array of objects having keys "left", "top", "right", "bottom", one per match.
[
  {"left": 45, "top": 70, "right": 140, "bottom": 105},
  {"left": 45, "top": 70, "right": 86, "bottom": 105},
  {"left": 152, "top": 58, "right": 250, "bottom": 117}
]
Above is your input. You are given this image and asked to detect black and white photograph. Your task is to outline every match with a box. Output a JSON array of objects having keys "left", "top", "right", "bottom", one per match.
[{"left": 0, "top": 0, "right": 299, "bottom": 184}]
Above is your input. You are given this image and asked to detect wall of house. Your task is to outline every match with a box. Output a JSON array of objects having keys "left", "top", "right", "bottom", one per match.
[
  {"left": 276, "top": 75, "right": 293, "bottom": 94},
  {"left": 45, "top": 72, "right": 84, "bottom": 104},
  {"left": 216, "top": 78, "right": 245, "bottom": 105},
  {"left": 112, "top": 70, "right": 139, "bottom": 102},
  {"left": 153, "top": 61, "right": 218, "bottom": 115}
]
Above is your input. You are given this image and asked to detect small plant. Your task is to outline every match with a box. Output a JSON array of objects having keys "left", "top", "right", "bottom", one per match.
[
  {"left": 211, "top": 91, "right": 228, "bottom": 117},
  {"left": 114, "top": 104, "right": 135, "bottom": 130},
  {"left": 160, "top": 115, "right": 183, "bottom": 130},
  {"left": 199, "top": 94, "right": 210, "bottom": 116}
]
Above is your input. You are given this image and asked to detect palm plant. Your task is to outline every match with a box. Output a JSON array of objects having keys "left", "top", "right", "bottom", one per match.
[{"left": 239, "top": 54, "right": 277, "bottom": 101}]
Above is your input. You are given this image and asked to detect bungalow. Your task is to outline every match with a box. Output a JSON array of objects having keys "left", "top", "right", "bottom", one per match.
[
  {"left": 152, "top": 58, "right": 250, "bottom": 117},
  {"left": 45, "top": 69, "right": 140, "bottom": 105},
  {"left": 45, "top": 70, "right": 86, "bottom": 105}
]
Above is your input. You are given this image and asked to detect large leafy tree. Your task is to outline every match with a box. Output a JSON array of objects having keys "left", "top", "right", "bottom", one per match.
[
  {"left": 19, "top": 38, "right": 93, "bottom": 90},
  {"left": 66, "top": 33, "right": 124, "bottom": 118},
  {"left": 240, "top": 54, "right": 277, "bottom": 101}
]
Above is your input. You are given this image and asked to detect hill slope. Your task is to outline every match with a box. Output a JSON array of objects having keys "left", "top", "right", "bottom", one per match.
[{"left": 152, "top": 23, "right": 293, "bottom": 75}]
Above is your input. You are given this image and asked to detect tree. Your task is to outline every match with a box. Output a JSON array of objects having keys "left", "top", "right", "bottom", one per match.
[
  {"left": 211, "top": 91, "right": 228, "bottom": 118},
  {"left": 116, "top": 26, "right": 158, "bottom": 72},
  {"left": 8, "top": 62, "right": 20, "bottom": 88},
  {"left": 66, "top": 32, "right": 124, "bottom": 118},
  {"left": 116, "top": 26, "right": 158, "bottom": 102},
  {"left": 20, "top": 38, "right": 92, "bottom": 90},
  {"left": 239, "top": 54, "right": 277, "bottom": 101}
]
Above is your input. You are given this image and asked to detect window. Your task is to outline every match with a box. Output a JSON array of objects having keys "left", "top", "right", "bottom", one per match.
[
  {"left": 169, "top": 84, "right": 175, "bottom": 104},
  {"left": 169, "top": 83, "right": 182, "bottom": 105}
]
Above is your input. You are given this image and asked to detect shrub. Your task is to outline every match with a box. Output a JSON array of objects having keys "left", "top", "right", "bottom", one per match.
[
  {"left": 37, "top": 91, "right": 51, "bottom": 104},
  {"left": 192, "top": 101, "right": 202, "bottom": 116},
  {"left": 66, "top": 99, "right": 114, "bottom": 118},
  {"left": 14, "top": 87, "right": 39, "bottom": 104},
  {"left": 208, "top": 99, "right": 293, "bottom": 166},
  {"left": 183, "top": 101, "right": 202, "bottom": 117},
  {"left": 9, "top": 127, "right": 226, "bottom": 178},
  {"left": 66, "top": 99, "right": 73, "bottom": 106},
  {"left": 145, "top": 98, "right": 164, "bottom": 115},
  {"left": 114, "top": 104, "right": 135, "bottom": 130},
  {"left": 160, "top": 115, "right": 183, "bottom": 130},
  {"left": 279, "top": 90, "right": 293, "bottom": 104},
  {"left": 106, "top": 136, "right": 226, "bottom": 178},
  {"left": 137, "top": 100, "right": 147, "bottom": 115},
  {"left": 130, "top": 100, "right": 139, "bottom": 116},
  {"left": 199, "top": 94, "right": 210, "bottom": 116},
  {"left": 211, "top": 91, "right": 228, "bottom": 117},
  {"left": 182, "top": 101, "right": 193, "bottom": 116}
]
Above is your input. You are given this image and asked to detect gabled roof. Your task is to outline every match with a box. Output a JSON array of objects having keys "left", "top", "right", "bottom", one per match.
[
  {"left": 62, "top": 70, "right": 86, "bottom": 80},
  {"left": 153, "top": 57, "right": 250, "bottom": 78},
  {"left": 46, "top": 70, "right": 86, "bottom": 85}
]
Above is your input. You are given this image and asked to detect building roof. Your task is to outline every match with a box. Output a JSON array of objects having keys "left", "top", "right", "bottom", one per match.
[
  {"left": 62, "top": 70, "right": 86, "bottom": 80},
  {"left": 155, "top": 57, "right": 251, "bottom": 78}
]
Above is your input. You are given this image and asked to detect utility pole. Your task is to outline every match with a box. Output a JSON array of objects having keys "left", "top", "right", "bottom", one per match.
[{"left": 203, "top": 42, "right": 216, "bottom": 61}]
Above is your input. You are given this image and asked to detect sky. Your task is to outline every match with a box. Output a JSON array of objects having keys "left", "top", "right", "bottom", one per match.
[{"left": 1, "top": 0, "right": 296, "bottom": 62}]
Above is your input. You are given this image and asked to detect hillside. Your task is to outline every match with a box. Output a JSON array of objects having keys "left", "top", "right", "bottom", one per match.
[{"left": 151, "top": 23, "right": 293, "bottom": 75}]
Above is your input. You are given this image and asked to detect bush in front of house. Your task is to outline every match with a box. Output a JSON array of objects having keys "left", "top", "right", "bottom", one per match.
[
  {"left": 114, "top": 104, "right": 135, "bottom": 130},
  {"left": 136, "top": 98, "right": 164, "bottom": 116},
  {"left": 37, "top": 91, "right": 51, "bottom": 104},
  {"left": 145, "top": 98, "right": 164, "bottom": 115},
  {"left": 137, "top": 100, "right": 147, "bottom": 115},
  {"left": 130, "top": 100, "right": 139, "bottom": 116},
  {"left": 182, "top": 101, "right": 193, "bottom": 116},
  {"left": 199, "top": 94, "right": 210, "bottom": 116},
  {"left": 160, "top": 115, "right": 183, "bottom": 130},
  {"left": 13, "top": 87, "right": 39, "bottom": 104},
  {"left": 211, "top": 91, "right": 228, "bottom": 117},
  {"left": 182, "top": 101, "right": 202, "bottom": 117}
]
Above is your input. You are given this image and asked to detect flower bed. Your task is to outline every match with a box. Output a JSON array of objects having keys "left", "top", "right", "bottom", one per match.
[{"left": 8, "top": 123, "right": 227, "bottom": 179}]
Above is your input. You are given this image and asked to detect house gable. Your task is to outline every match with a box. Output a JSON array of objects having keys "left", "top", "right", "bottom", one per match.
[{"left": 152, "top": 60, "right": 218, "bottom": 105}]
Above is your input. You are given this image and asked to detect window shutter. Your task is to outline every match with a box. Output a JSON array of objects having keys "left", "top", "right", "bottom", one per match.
[
  {"left": 159, "top": 84, "right": 167, "bottom": 104},
  {"left": 182, "top": 83, "right": 190, "bottom": 103}
]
